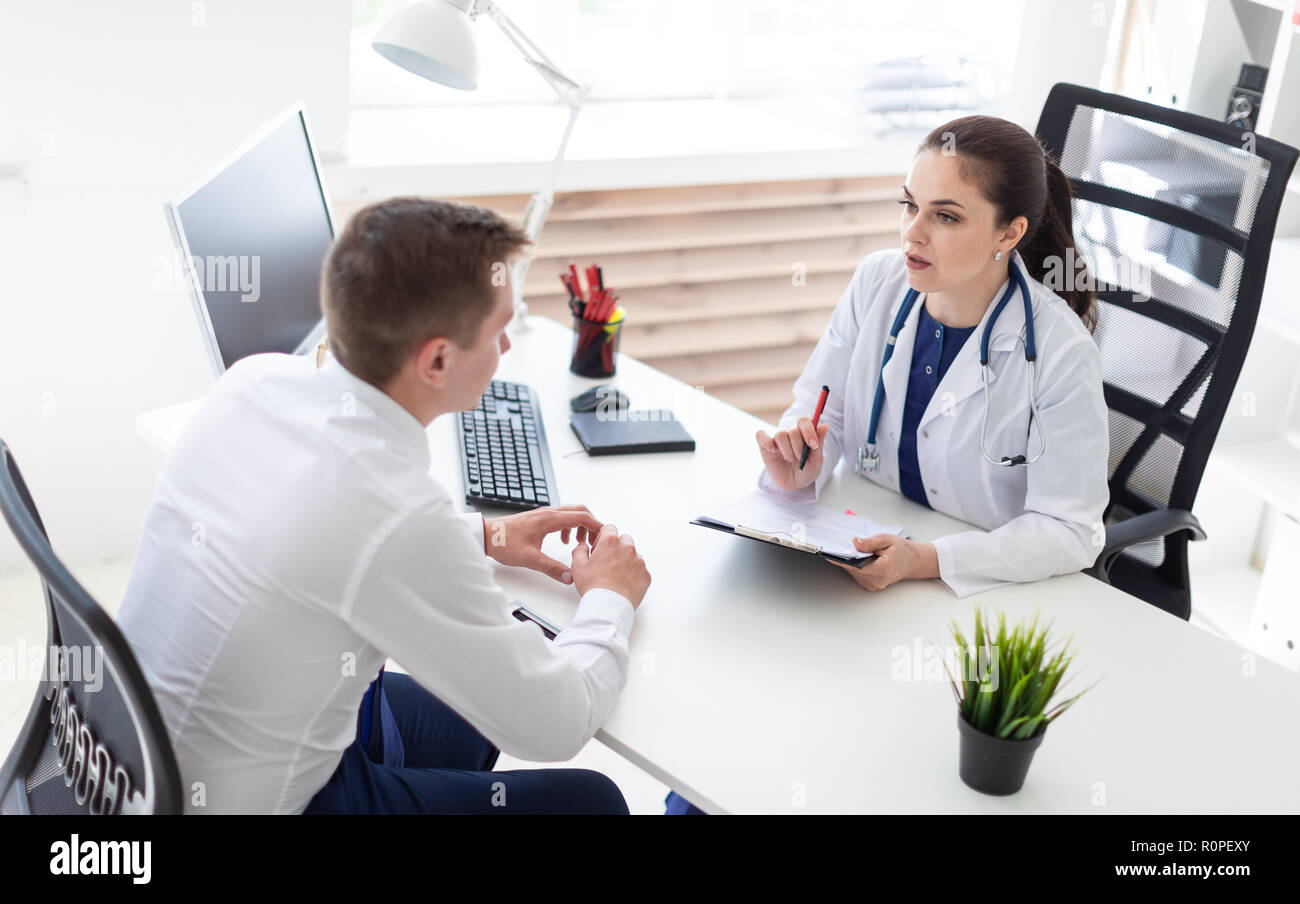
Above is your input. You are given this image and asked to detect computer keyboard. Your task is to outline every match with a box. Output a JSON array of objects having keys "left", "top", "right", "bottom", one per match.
[{"left": 457, "top": 379, "right": 559, "bottom": 511}]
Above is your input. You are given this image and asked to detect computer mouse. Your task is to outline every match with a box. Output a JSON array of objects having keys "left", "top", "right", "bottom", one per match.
[{"left": 570, "top": 385, "right": 630, "bottom": 413}]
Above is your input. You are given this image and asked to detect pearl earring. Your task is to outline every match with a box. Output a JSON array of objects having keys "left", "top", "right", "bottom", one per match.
[{"left": 994, "top": 251, "right": 1003, "bottom": 261}]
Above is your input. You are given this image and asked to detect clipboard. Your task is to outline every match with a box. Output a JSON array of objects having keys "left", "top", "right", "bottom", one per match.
[{"left": 689, "top": 517, "right": 873, "bottom": 568}]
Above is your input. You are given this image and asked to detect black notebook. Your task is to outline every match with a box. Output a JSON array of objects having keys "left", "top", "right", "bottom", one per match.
[{"left": 569, "top": 409, "right": 696, "bottom": 455}]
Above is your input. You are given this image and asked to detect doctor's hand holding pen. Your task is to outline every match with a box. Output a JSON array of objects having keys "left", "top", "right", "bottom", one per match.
[
  {"left": 756, "top": 420, "right": 830, "bottom": 491},
  {"left": 755, "top": 384, "right": 831, "bottom": 492}
]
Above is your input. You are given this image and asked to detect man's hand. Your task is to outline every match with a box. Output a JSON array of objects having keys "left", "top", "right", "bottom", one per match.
[
  {"left": 828, "top": 535, "right": 939, "bottom": 591},
  {"left": 756, "top": 418, "right": 830, "bottom": 491},
  {"left": 482, "top": 505, "right": 603, "bottom": 585},
  {"left": 570, "top": 523, "right": 651, "bottom": 608}
]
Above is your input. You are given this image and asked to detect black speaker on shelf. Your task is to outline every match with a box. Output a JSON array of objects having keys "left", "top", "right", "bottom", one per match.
[{"left": 1225, "top": 63, "right": 1268, "bottom": 133}]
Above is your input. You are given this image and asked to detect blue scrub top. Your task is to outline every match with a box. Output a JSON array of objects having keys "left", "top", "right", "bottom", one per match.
[{"left": 899, "top": 302, "right": 977, "bottom": 508}]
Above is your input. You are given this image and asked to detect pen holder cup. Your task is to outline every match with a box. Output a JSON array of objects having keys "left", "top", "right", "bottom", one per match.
[{"left": 569, "top": 313, "right": 624, "bottom": 378}]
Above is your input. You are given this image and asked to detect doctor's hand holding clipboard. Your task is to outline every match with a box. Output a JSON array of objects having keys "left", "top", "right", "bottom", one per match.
[
  {"left": 756, "top": 385, "right": 937, "bottom": 592},
  {"left": 757, "top": 404, "right": 941, "bottom": 593},
  {"left": 754, "top": 114, "right": 1111, "bottom": 599}
]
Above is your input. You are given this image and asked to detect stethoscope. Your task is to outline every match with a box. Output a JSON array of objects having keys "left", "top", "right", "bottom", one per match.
[{"left": 856, "top": 256, "right": 1047, "bottom": 475}]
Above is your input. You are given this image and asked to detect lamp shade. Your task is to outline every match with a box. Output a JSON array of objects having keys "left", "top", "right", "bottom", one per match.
[{"left": 372, "top": 0, "right": 480, "bottom": 91}]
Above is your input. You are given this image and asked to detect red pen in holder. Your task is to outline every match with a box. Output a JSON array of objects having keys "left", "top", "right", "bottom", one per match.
[
  {"left": 563, "top": 262, "right": 624, "bottom": 377},
  {"left": 570, "top": 311, "right": 624, "bottom": 378}
]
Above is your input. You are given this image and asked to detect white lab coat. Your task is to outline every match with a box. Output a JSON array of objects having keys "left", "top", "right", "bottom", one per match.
[{"left": 760, "top": 248, "right": 1109, "bottom": 598}]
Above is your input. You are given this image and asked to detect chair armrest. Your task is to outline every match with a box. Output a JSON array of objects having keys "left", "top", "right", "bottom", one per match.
[{"left": 1088, "top": 508, "right": 1206, "bottom": 583}]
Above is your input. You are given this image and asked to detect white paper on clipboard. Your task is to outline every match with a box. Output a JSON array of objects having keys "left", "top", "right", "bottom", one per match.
[{"left": 695, "top": 491, "right": 908, "bottom": 560}]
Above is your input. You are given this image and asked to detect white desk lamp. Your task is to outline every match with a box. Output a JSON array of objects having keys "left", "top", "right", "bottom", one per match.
[{"left": 372, "top": 0, "right": 589, "bottom": 328}]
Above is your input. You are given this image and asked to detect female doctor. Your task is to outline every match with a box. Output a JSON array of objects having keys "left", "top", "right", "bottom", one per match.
[{"left": 756, "top": 115, "right": 1110, "bottom": 598}]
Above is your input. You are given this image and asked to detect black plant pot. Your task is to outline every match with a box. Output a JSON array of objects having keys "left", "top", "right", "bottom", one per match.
[{"left": 957, "top": 712, "right": 1046, "bottom": 795}]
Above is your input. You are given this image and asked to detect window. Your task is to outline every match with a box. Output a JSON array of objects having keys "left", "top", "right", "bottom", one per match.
[{"left": 348, "top": 0, "right": 1027, "bottom": 164}]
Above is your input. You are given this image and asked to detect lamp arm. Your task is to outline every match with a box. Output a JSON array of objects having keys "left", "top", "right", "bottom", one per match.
[
  {"left": 472, "top": 0, "right": 585, "bottom": 104},
  {"left": 526, "top": 101, "right": 581, "bottom": 238},
  {"left": 507, "top": 101, "right": 581, "bottom": 326}
]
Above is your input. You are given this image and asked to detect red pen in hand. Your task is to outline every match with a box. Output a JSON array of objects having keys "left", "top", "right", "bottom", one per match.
[{"left": 798, "top": 385, "right": 830, "bottom": 470}]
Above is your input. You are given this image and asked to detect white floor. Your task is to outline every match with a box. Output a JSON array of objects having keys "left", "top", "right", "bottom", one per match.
[{"left": 0, "top": 560, "right": 671, "bottom": 815}]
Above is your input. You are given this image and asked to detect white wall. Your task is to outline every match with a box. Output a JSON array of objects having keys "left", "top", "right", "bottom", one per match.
[
  {"left": 0, "top": 1, "right": 351, "bottom": 575},
  {"left": 999, "top": 0, "right": 1118, "bottom": 132}
]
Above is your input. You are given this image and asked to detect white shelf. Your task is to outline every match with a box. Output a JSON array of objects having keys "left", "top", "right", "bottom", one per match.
[
  {"left": 1256, "top": 0, "right": 1300, "bottom": 152},
  {"left": 1191, "top": 564, "right": 1264, "bottom": 644},
  {"left": 1260, "top": 237, "right": 1300, "bottom": 337},
  {"left": 1210, "top": 435, "right": 1300, "bottom": 519}
]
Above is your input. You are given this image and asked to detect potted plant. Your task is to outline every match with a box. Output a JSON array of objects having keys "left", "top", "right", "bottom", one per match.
[{"left": 945, "top": 607, "right": 1097, "bottom": 795}]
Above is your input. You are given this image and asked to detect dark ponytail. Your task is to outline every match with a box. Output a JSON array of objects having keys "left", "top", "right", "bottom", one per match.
[
  {"left": 919, "top": 116, "right": 1097, "bottom": 333},
  {"left": 1019, "top": 153, "right": 1097, "bottom": 332}
]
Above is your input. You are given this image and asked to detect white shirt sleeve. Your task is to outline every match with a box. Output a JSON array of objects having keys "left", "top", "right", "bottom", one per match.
[
  {"left": 758, "top": 255, "right": 874, "bottom": 501},
  {"left": 931, "top": 332, "right": 1109, "bottom": 598},
  {"left": 458, "top": 511, "right": 486, "bottom": 552},
  {"left": 343, "top": 499, "right": 635, "bottom": 762}
]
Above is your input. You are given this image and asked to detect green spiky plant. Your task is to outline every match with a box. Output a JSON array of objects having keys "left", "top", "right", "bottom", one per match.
[{"left": 946, "top": 607, "right": 1098, "bottom": 741}]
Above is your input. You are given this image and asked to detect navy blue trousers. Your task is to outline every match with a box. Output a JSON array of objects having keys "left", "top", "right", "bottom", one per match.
[
  {"left": 664, "top": 791, "right": 706, "bottom": 815},
  {"left": 303, "top": 672, "right": 628, "bottom": 814}
]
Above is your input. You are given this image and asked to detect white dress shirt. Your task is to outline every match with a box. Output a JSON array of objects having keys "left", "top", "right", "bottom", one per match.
[{"left": 118, "top": 353, "right": 635, "bottom": 814}]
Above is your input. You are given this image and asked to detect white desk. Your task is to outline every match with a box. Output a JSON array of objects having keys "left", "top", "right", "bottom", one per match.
[{"left": 137, "top": 316, "right": 1300, "bottom": 814}]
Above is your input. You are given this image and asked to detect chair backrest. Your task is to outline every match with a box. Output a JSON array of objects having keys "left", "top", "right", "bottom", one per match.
[
  {"left": 0, "top": 440, "right": 182, "bottom": 815},
  {"left": 1035, "top": 83, "right": 1298, "bottom": 578}
]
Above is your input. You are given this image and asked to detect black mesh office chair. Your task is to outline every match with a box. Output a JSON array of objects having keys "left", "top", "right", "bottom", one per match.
[
  {"left": 0, "top": 439, "right": 182, "bottom": 814},
  {"left": 1035, "top": 83, "right": 1299, "bottom": 620}
]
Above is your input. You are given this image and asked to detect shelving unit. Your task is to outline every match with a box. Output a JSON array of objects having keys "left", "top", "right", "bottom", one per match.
[
  {"left": 1195, "top": 236, "right": 1300, "bottom": 671},
  {"left": 1141, "top": 0, "right": 1300, "bottom": 236},
  {"left": 1112, "top": 2, "right": 1299, "bottom": 666}
]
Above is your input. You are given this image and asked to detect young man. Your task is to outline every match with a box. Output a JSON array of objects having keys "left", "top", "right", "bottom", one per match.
[{"left": 118, "top": 198, "right": 651, "bottom": 814}]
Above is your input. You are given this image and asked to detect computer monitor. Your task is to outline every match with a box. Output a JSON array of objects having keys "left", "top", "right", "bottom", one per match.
[{"left": 164, "top": 105, "right": 335, "bottom": 374}]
